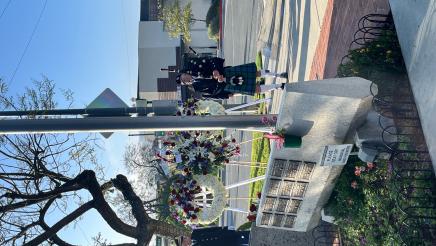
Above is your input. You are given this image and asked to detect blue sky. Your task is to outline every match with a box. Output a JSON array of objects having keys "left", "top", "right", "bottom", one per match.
[{"left": 0, "top": 0, "right": 142, "bottom": 244}]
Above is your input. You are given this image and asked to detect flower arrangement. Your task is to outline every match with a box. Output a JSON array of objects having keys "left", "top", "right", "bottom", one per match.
[
  {"left": 176, "top": 98, "right": 226, "bottom": 116},
  {"left": 168, "top": 174, "right": 202, "bottom": 225},
  {"left": 194, "top": 175, "right": 227, "bottom": 224},
  {"left": 160, "top": 131, "right": 239, "bottom": 175},
  {"left": 168, "top": 174, "right": 227, "bottom": 225}
]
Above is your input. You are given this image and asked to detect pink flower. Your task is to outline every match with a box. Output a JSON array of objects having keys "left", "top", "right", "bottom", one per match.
[
  {"left": 367, "top": 162, "right": 375, "bottom": 170},
  {"left": 351, "top": 181, "right": 358, "bottom": 189}
]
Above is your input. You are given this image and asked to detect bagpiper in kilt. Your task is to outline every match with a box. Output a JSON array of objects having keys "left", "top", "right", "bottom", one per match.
[
  {"left": 222, "top": 62, "right": 258, "bottom": 96},
  {"left": 176, "top": 58, "right": 288, "bottom": 100}
]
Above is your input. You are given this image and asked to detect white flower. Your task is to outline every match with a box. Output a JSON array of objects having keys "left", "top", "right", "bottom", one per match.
[
  {"left": 196, "top": 100, "right": 226, "bottom": 115},
  {"left": 193, "top": 175, "right": 227, "bottom": 224}
]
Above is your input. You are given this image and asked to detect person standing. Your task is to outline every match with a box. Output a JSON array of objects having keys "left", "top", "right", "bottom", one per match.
[{"left": 177, "top": 61, "right": 288, "bottom": 99}]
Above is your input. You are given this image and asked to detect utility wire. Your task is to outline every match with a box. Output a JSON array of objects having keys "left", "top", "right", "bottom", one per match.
[
  {"left": 0, "top": 0, "right": 12, "bottom": 21},
  {"left": 8, "top": 0, "right": 48, "bottom": 86}
]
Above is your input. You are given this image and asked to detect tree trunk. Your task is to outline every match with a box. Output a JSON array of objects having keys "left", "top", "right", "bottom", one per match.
[{"left": 149, "top": 219, "right": 192, "bottom": 238}]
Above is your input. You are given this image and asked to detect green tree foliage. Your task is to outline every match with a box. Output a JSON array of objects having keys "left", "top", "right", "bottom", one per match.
[
  {"left": 159, "top": 0, "right": 194, "bottom": 43},
  {"left": 206, "top": 0, "right": 220, "bottom": 40}
]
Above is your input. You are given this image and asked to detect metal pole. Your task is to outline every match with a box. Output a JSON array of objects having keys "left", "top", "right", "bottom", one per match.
[
  {"left": 224, "top": 208, "right": 249, "bottom": 214},
  {"left": 0, "top": 115, "right": 277, "bottom": 135},
  {"left": 0, "top": 107, "right": 151, "bottom": 117},
  {"left": 225, "top": 175, "right": 266, "bottom": 190}
]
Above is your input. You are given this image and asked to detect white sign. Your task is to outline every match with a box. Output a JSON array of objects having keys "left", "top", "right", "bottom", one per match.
[{"left": 319, "top": 144, "right": 353, "bottom": 166}]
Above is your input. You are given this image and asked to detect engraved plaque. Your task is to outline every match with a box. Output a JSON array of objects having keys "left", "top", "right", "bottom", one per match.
[
  {"left": 299, "top": 162, "right": 315, "bottom": 180},
  {"left": 291, "top": 182, "right": 308, "bottom": 198},
  {"left": 276, "top": 199, "right": 288, "bottom": 212},
  {"left": 286, "top": 199, "right": 301, "bottom": 214},
  {"left": 261, "top": 213, "right": 272, "bottom": 226},
  {"left": 267, "top": 179, "right": 281, "bottom": 196},
  {"left": 263, "top": 197, "right": 276, "bottom": 212},
  {"left": 283, "top": 215, "right": 296, "bottom": 228},
  {"left": 285, "top": 160, "right": 301, "bottom": 179},
  {"left": 279, "top": 181, "right": 293, "bottom": 197},
  {"left": 272, "top": 214, "right": 284, "bottom": 227},
  {"left": 271, "top": 159, "right": 287, "bottom": 177}
]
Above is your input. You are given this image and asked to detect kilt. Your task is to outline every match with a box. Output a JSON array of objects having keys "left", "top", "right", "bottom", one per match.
[{"left": 223, "top": 63, "right": 257, "bottom": 95}]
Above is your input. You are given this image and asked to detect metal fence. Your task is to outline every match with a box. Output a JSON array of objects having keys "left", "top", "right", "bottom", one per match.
[
  {"left": 314, "top": 13, "right": 436, "bottom": 245},
  {"left": 365, "top": 14, "right": 436, "bottom": 246},
  {"left": 371, "top": 67, "right": 436, "bottom": 245}
]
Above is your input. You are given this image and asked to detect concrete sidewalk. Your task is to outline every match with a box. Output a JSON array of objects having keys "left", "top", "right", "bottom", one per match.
[{"left": 390, "top": 0, "right": 436, "bottom": 170}]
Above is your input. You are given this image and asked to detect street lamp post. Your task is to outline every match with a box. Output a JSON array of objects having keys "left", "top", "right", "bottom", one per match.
[{"left": 0, "top": 115, "right": 277, "bottom": 135}]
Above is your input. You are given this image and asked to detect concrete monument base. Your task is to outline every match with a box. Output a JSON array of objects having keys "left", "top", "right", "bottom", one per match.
[{"left": 256, "top": 77, "right": 374, "bottom": 232}]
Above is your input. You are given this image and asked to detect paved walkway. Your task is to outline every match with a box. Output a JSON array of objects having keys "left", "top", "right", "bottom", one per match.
[{"left": 390, "top": 0, "right": 436, "bottom": 171}]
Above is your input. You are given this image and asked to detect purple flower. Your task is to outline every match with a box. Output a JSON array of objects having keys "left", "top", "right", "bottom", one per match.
[{"left": 261, "top": 116, "right": 269, "bottom": 124}]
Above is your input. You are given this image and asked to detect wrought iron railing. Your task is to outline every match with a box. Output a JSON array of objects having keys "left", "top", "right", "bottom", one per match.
[{"left": 318, "top": 13, "right": 436, "bottom": 245}]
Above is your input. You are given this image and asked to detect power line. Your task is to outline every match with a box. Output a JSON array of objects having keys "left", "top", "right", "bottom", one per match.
[
  {"left": 0, "top": 0, "right": 12, "bottom": 21},
  {"left": 8, "top": 0, "right": 48, "bottom": 86}
]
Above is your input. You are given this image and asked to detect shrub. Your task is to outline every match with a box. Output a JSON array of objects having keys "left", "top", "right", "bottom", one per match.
[{"left": 208, "top": 16, "right": 220, "bottom": 41}]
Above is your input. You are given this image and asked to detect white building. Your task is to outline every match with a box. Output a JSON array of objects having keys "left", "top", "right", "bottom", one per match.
[{"left": 137, "top": 0, "right": 217, "bottom": 101}]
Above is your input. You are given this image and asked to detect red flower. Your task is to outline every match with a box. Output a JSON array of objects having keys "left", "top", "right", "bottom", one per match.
[
  {"left": 182, "top": 220, "right": 187, "bottom": 224},
  {"left": 225, "top": 159, "right": 229, "bottom": 163},
  {"left": 222, "top": 143, "right": 228, "bottom": 148},
  {"left": 171, "top": 189, "right": 176, "bottom": 194},
  {"left": 191, "top": 214, "right": 197, "bottom": 219},
  {"left": 183, "top": 207, "right": 189, "bottom": 213},
  {"left": 249, "top": 204, "right": 257, "bottom": 212},
  {"left": 256, "top": 192, "right": 262, "bottom": 199},
  {"left": 354, "top": 169, "right": 361, "bottom": 176},
  {"left": 247, "top": 214, "right": 257, "bottom": 222},
  {"left": 367, "top": 162, "right": 375, "bottom": 170},
  {"left": 232, "top": 138, "right": 236, "bottom": 143},
  {"left": 351, "top": 181, "right": 358, "bottom": 189}
]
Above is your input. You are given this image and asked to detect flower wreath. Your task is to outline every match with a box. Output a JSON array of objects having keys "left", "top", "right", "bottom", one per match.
[
  {"left": 194, "top": 174, "right": 227, "bottom": 224},
  {"left": 161, "top": 131, "right": 239, "bottom": 175}
]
